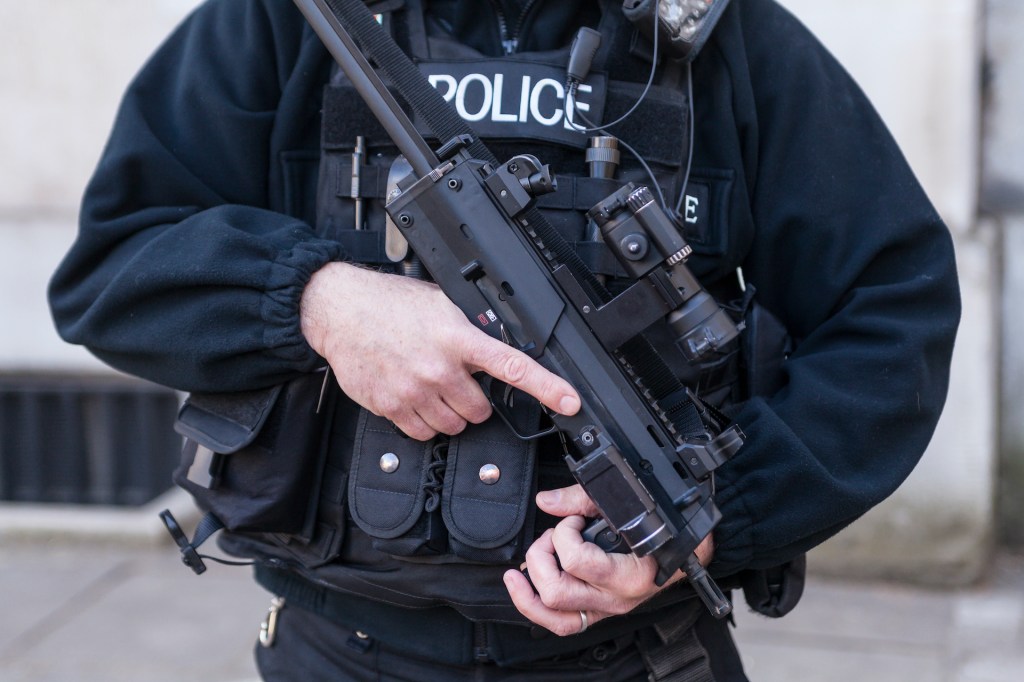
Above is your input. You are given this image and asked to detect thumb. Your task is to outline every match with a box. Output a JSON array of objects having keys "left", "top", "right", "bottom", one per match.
[{"left": 536, "top": 484, "right": 600, "bottom": 518}]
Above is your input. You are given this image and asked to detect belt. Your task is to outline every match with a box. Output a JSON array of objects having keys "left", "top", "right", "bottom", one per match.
[{"left": 254, "top": 563, "right": 705, "bottom": 666}]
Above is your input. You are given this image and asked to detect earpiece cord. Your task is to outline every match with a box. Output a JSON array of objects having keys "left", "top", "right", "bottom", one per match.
[
  {"left": 567, "top": 6, "right": 660, "bottom": 134},
  {"left": 673, "top": 61, "right": 696, "bottom": 216},
  {"left": 567, "top": 12, "right": 698, "bottom": 223}
]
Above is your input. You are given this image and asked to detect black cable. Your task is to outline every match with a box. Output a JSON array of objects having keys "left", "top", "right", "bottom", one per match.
[
  {"left": 673, "top": 61, "right": 696, "bottom": 216},
  {"left": 566, "top": 5, "right": 660, "bottom": 134},
  {"left": 575, "top": 107, "right": 669, "bottom": 213},
  {"left": 565, "top": 12, "right": 699, "bottom": 223}
]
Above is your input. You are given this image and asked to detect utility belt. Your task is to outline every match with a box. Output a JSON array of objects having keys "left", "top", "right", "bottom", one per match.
[{"left": 253, "top": 561, "right": 715, "bottom": 674}]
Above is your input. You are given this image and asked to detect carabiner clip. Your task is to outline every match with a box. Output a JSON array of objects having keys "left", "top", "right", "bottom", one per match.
[{"left": 259, "top": 597, "right": 286, "bottom": 648}]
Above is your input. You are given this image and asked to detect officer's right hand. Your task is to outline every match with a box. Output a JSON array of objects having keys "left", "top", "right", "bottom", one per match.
[{"left": 300, "top": 262, "right": 581, "bottom": 441}]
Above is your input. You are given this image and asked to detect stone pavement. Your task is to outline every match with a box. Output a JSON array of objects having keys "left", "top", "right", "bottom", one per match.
[
  {"left": 0, "top": 531, "right": 1021, "bottom": 681},
  {"left": 732, "top": 552, "right": 1024, "bottom": 682}
]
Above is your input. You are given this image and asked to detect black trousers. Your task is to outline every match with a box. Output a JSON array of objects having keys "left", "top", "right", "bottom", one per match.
[{"left": 254, "top": 600, "right": 749, "bottom": 681}]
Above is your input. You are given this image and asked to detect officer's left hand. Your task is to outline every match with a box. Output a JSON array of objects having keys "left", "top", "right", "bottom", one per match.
[{"left": 503, "top": 484, "right": 713, "bottom": 636}]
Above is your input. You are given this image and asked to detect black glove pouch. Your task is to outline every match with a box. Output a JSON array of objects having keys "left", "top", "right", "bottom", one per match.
[
  {"left": 348, "top": 406, "right": 540, "bottom": 564},
  {"left": 172, "top": 371, "right": 337, "bottom": 543},
  {"left": 739, "top": 554, "right": 807, "bottom": 618}
]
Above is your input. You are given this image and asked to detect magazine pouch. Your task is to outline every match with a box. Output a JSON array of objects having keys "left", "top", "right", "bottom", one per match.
[
  {"left": 347, "top": 410, "right": 438, "bottom": 553},
  {"left": 349, "top": 404, "right": 539, "bottom": 564},
  {"left": 172, "top": 371, "right": 335, "bottom": 542},
  {"left": 440, "top": 402, "right": 540, "bottom": 563}
]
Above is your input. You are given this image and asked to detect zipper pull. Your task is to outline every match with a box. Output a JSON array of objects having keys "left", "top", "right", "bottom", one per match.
[{"left": 502, "top": 38, "right": 518, "bottom": 55}]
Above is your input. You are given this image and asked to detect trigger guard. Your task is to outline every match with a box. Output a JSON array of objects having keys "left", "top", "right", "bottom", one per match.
[{"left": 478, "top": 376, "right": 558, "bottom": 441}]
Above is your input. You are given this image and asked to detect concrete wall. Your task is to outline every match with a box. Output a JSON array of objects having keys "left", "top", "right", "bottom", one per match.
[
  {"left": 984, "top": 0, "right": 1024, "bottom": 546},
  {"left": 0, "top": 1, "right": 1007, "bottom": 583},
  {"left": 0, "top": 0, "right": 201, "bottom": 372},
  {"left": 778, "top": 0, "right": 995, "bottom": 583}
]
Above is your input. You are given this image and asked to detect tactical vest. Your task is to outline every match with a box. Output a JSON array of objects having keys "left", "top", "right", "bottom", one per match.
[{"left": 175, "top": 0, "right": 790, "bottom": 628}]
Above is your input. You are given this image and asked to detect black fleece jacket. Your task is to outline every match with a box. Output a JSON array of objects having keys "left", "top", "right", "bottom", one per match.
[{"left": 49, "top": 0, "right": 960, "bottom": 578}]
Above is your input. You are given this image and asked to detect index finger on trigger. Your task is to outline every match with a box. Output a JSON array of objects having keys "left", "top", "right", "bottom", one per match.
[{"left": 472, "top": 340, "right": 580, "bottom": 416}]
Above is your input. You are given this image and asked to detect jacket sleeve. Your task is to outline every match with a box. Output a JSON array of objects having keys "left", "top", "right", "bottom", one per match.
[
  {"left": 706, "top": 1, "right": 961, "bottom": 576},
  {"left": 48, "top": 0, "right": 340, "bottom": 393}
]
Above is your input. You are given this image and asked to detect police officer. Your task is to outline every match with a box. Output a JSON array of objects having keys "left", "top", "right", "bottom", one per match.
[{"left": 49, "top": 0, "right": 961, "bottom": 680}]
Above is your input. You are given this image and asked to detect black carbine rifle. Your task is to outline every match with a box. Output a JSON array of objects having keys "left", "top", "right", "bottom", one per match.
[{"left": 294, "top": 0, "right": 745, "bottom": 618}]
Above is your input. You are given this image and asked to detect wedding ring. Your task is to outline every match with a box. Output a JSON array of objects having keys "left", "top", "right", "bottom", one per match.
[{"left": 578, "top": 610, "right": 589, "bottom": 634}]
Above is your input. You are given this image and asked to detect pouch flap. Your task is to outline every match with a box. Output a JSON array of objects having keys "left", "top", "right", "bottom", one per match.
[
  {"left": 348, "top": 410, "right": 433, "bottom": 539},
  {"left": 740, "top": 554, "right": 807, "bottom": 618},
  {"left": 442, "top": 410, "right": 538, "bottom": 550},
  {"left": 174, "top": 384, "right": 284, "bottom": 454}
]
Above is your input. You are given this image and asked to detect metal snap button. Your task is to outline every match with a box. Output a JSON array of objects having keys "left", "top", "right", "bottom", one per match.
[
  {"left": 380, "top": 453, "right": 400, "bottom": 473},
  {"left": 479, "top": 464, "right": 500, "bottom": 484}
]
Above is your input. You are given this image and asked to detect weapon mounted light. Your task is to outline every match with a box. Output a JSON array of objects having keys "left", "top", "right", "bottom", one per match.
[{"left": 588, "top": 184, "right": 741, "bottom": 362}]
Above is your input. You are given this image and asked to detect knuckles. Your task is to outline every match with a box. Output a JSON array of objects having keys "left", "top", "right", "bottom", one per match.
[
  {"left": 499, "top": 352, "right": 531, "bottom": 386},
  {"left": 463, "top": 400, "right": 493, "bottom": 425},
  {"left": 536, "top": 587, "right": 573, "bottom": 613},
  {"left": 437, "top": 415, "right": 469, "bottom": 436}
]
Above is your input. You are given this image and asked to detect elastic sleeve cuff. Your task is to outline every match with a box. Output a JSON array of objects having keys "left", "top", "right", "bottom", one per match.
[
  {"left": 260, "top": 237, "right": 345, "bottom": 368},
  {"left": 706, "top": 398, "right": 770, "bottom": 578},
  {"left": 707, "top": 478, "right": 756, "bottom": 578}
]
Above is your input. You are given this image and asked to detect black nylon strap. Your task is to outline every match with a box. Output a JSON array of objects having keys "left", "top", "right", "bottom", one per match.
[
  {"left": 638, "top": 630, "right": 714, "bottom": 682},
  {"left": 191, "top": 511, "right": 226, "bottom": 548},
  {"left": 321, "top": 0, "right": 489, "bottom": 162},
  {"left": 312, "top": 0, "right": 708, "bottom": 440},
  {"left": 637, "top": 614, "right": 714, "bottom": 682}
]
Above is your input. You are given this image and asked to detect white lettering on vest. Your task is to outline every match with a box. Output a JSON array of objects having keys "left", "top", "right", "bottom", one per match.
[
  {"left": 565, "top": 83, "right": 592, "bottom": 131},
  {"left": 491, "top": 74, "right": 518, "bottom": 122},
  {"left": 455, "top": 73, "right": 492, "bottom": 122},
  {"left": 426, "top": 72, "right": 596, "bottom": 130},
  {"left": 685, "top": 195, "right": 700, "bottom": 224},
  {"left": 530, "top": 78, "right": 564, "bottom": 126},
  {"left": 518, "top": 76, "right": 531, "bottom": 122}
]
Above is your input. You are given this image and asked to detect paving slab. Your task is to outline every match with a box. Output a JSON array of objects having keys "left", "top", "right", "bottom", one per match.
[
  {"left": 736, "top": 639, "right": 946, "bottom": 682},
  {"left": 732, "top": 551, "right": 1024, "bottom": 682},
  {"left": 0, "top": 541, "right": 263, "bottom": 682},
  {"left": 1, "top": 538, "right": 1022, "bottom": 682}
]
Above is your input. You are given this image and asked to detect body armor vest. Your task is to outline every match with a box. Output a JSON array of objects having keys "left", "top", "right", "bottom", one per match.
[{"left": 205, "top": 0, "right": 782, "bottom": 625}]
